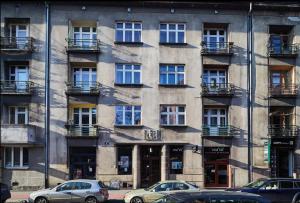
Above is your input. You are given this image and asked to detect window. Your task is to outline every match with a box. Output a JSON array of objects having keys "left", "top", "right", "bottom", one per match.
[
  {"left": 160, "top": 23, "right": 185, "bottom": 43},
  {"left": 160, "top": 105, "right": 186, "bottom": 125},
  {"left": 9, "top": 66, "right": 29, "bottom": 92},
  {"left": 9, "top": 106, "right": 28, "bottom": 124},
  {"left": 73, "top": 27, "right": 96, "bottom": 47},
  {"left": 203, "top": 70, "right": 226, "bottom": 85},
  {"left": 73, "top": 68, "right": 97, "bottom": 89},
  {"left": 204, "top": 29, "right": 226, "bottom": 51},
  {"left": 154, "top": 183, "right": 173, "bottom": 192},
  {"left": 115, "top": 22, "right": 142, "bottom": 43},
  {"left": 73, "top": 108, "right": 96, "bottom": 127},
  {"left": 160, "top": 64, "right": 185, "bottom": 85},
  {"left": 115, "top": 106, "right": 141, "bottom": 125},
  {"left": 280, "top": 181, "right": 293, "bottom": 189},
  {"left": 117, "top": 146, "right": 132, "bottom": 175},
  {"left": 261, "top": 181, "right": 279, "bottom": 190},
  {"left": 4, "top": 147, "right": 29, "bottom": 168},
  {"left": 115, "top": 64, "right": 141, "bottom": 84},
  {"left": 9, "top": 24, "right": 29, "bottom": 48},
  {"left": 203, "top": 108, "right": 227, "bottom": 127},
  {"left": 169, "top": 146, "right": 184, "bottom": 174}
]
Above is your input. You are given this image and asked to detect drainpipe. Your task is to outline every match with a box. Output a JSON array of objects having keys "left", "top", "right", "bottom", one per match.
[
  {"left": 247, "top": 2, "right": 253, "bottom": 183},
  {"left": 44, "top": 1, "right": 50, "bottom": 188}
]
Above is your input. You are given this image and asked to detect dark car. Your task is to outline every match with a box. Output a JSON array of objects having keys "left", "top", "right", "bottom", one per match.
[
  {"left": 153, "top": 191, "right": 270, "bottom": 203},
  {"left": 227, "top": 178, "right": 300, "bottom": 203},
  {"left": 0, "top": 183, "right": 11, "bottom": 203}
]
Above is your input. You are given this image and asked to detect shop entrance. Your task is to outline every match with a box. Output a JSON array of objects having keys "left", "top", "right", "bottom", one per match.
[
  {"left": 204, "top": 147, "right": 230, "bottom": 188},
  {"left": 140, "top": 145, "right": 161, "bottom": 188},
  {"left": 271, "top": 147, "right": 293, "bottom": 178},
  {"left": 69, "top": 147, "right": 96, "bottom": 180}
]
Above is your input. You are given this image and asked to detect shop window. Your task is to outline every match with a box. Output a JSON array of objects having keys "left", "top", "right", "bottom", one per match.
[
  {"left": 169, "top": 145, "right": 184, "bottom": 174},
  {"left": 117, "top": 146, "right": 132, "bottom": 175}
]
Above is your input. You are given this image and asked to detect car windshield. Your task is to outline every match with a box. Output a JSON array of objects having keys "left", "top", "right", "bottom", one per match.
[
  {"left": 146, "top": 183, "right": 160, "bottom": 191},
  {"left": 244, "top": 179, "right": 266, "bottom": 188}
]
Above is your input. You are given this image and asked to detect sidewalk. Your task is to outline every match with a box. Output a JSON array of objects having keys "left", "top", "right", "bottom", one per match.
[{"left": 6, "top": 190, "right": 129, "bottom": 203}]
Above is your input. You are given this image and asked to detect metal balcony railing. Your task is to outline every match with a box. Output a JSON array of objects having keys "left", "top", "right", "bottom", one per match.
[
  {"left": 0, "top": 81, "right": 34, "bottom": 94},
  {"left": 201, "top": 41, "right": 234, "bottom": 55},
  {"left": 202, "top": 125, "right": 234, "bottom": 136},
  {"left": 66, "top": 38, "right": 100, "bottom": 52},
  {"left": 202, "top": 83, "right": 234, "bottom": 96},
  {"left": 268, "top": 44, "right": 298, "bottom": 56},
  {"left": 268, "top": 125, "right": 298, "bottom": 137},
  {"left": 269, "top": 83, "right": 298, "bottom": 97},
  {"left": 66, "top": 123, "right": 98, "bottom": 137},
  {"left": 0, "top": 37, "right": 34, "bottom": 52},
  {"left": 65, "top": 81, "right": 101, "bottom": 95}
]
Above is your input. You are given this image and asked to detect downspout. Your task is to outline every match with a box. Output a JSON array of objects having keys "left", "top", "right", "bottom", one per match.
[
  {"left": 247, "top": 1, "right": 253, "bottom": 183},
  {"left": 44, "top": 1, "right": 50, "bottom": 188}
]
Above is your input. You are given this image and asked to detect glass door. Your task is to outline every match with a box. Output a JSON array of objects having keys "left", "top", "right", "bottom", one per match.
[
  {"left": 10, "top": 24, "right": 28, "bottom": 49},
  {"left": 204, "top": 29, "right": 226, "bottom": 51},
  {"left": 9, "top": 66, "right": 29, "bottom": 92},
  {"left": 73, "top": 68, "right": 96, "bottom": 91},
  {"left": 203, "top": 70, "right": 226, "bottom": 93},
  {"left": 73, "top": 108, "right": 96, "bottom": 135},
  {"left": 204, "top": 109, "right": 227, "bottom": 136},
  {"left": 73, "top": 27, "right": 96, "bottom": 48}
]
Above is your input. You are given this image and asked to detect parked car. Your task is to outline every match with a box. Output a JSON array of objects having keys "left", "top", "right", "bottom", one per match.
[
  {"left": 28, "top": 179, "right": 108, "bottom": 203},
  {"left": 227, "top": 178, "right": 300, "bottom": 203},
  {"left": 153, "top": 191, "right": 270, "bottom": 203},
  {"left": 0, "top": 183, "right": 11, "bottom": 203},
  {"left": 124, "top": 180, "right": 199, "bottom": 203}
]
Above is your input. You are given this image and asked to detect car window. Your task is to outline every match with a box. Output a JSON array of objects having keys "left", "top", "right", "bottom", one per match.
[
  {"left": 154, "top": 183, "right": 173, "bottom": 192},
  {"left": 261, "top": 181, "right": 279, "bottom": 190},
  {"left": 57, "top": 182, "right": 74, "bottom": 191},
  {"left": 81, "top": 182, "right": 92, "bottom": 189},
  {"left": 172, "top": 182, "right": 189, "bottom": 190},
  {"left": 280, "top": 181, "right": 294, "bottom": 189},
  {"left": 294, "top": 181, "right": 300, "bottom": 188}
]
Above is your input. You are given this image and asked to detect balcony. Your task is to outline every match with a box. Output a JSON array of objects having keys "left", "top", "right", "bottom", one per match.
[
  {"left": 66, "top": 38, "right": 100, "bottom": 53},
  {"left": 268, "top": 44, "right": 298, "bottom": 58},
  {"left": 268, "top": 125, "right": 299, "bottom": 137},
  {"left": 1, "top": 124, "right": 36, "bottom": 144},
  {"left": 65, "top": 122, "right": 99, "bottom": 137},
  {"left": 0, "top": 37, "right": 34, "bottom": 53},
  {"left": 202, "top": 83, "right": 234, "bottom": 97},
  {"left": 65, "top": 81, "right": 101, "bottom": 96},
  {"left": 0, "top": 81, "right": 34, "bottom": 95},
  {"left": 202, "top": 125, "right": 234, "bottom": 137},
  {"left": 269, "top": 84, "right": 298, "bottom": 97},
  {"left": 201, "top": 41, "right": 234, "bottom": 55}
]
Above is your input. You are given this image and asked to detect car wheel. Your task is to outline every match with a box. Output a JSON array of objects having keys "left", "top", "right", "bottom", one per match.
[
  {"left": 130, "top": 197, "right": 144, "bottom": 203},
  {"left": 35, "top": 197, "right": 48, "bottom": 203},
  {"left": 85, "top": 196, "right": 98, "bottom": 203}
]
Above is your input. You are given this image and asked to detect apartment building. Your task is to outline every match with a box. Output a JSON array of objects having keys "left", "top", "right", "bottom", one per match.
[{"left": 0, "top": 1, "right": 300, "bottom": 190}]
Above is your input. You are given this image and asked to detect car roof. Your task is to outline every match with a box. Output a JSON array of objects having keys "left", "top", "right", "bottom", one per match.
[
  {"left": 264, "top": 178, "right": 300, "bottom": 181},
  {"left": 158, "top": 180, "right": 191, "bottom": 184},
  {"left": 168, "top": 191, "right": 263, "bottom": 199},
  {"left": 64, "top": 179, "right": 99, "bottom": 183}
]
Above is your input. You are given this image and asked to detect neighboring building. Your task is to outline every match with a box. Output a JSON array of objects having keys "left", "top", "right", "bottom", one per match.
[{"left": 0, "top": 1, "right": 300, "bottom": 190}]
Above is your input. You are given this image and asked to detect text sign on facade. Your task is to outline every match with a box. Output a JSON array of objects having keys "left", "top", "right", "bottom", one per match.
[
  {"left": 204, "top": 147, "right": 230, "bottom": 155},
  {"left": 144, "top": 129, "right": 162, "bottom": 141}
]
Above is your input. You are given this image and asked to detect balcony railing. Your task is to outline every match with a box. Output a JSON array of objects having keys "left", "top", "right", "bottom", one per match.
[
  {"left": 201, "top": 41, "right": 234, "bottom": 55},
  {"left": 0, "top": 81, "right": 34, "bottom": 95},
  {"left": 65, "top": 123, "right": 98, "bottom": 137},
  {"left": 269, "top": 84, "right": 298, "bottom": 97},
  {"left": 202, "top": 83, "right": 234, "bottom": 96},
  {"left": 202, "top": 125, "right": 234, "bottom": 136},
  {"left": 65, "top": 81, "right": 101, "bottom": 95},
  {"left": 0, "top": 37, "right": 34, "bottom": 52},
  {"left": 268, "top": 44, "right": 298, "bottom": 57},
  {"left": 66, "top": 38, "right": 100, "bottom": 52},
  {"left": 268, "top": 125, "right": 298, "bottom": 137}
]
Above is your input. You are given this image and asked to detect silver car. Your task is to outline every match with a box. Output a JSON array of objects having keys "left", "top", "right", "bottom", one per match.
[{"left": 28, "top": 179, "right": 109, "bottom": 203}]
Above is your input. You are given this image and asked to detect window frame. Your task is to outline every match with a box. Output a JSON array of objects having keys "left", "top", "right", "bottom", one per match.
[
  {"left": 203, "top": 108, "right": 227, "bottom": 127},
  {"left": 9, "top": 106, "right": 28, "bottom": 125},
  {"left": 4, "top": 147, "right": 29, "bottom": 169},
  {"left": 115, "top": 21, "right": 142, "bottom": 43},
  {"left": 160, "top": 23, "right": 186, "bottom": 44},
  {"left": 73, "top": 107, "right": 96, "bottom": 127},
  {"left": 160, "top": 64, "right": 185, "bottom": 85},
  {"left": 203, "top": 28, "right": 227, "bottom": 44},
  {"left": 115, "top": 64, "right": 142, "bottom": 85},
  {"left": 115, "top": 105, "right": 142, "bottom": 126},
  {"left": 117, "top": 146, "right": 133, "bottom": 175},
  {"left": 9, "top": 23, "right": 29, "bottom": 38},
  {"left": 202, "top": 69, "right": 227, "bottom": 85},
  {"left": 160, "top": 105, "right": 186, "bottom": 126}
]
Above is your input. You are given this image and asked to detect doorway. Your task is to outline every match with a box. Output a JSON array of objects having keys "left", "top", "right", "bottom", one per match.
[
  {"left": 275, "top": 148, "right": 293, "bottom": 178},
  {"left": 69, "top": 147, "right": 96, "bottom": 179},
  {"left": 140, "top": 146, "right": 161, "bottom": 188}
]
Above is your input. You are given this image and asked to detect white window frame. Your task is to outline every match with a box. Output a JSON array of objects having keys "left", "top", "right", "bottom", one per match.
[
  {"left": 4, "top": 147, "right": 29, "bottom": 169},
  {"left": 115, "top": 64, "right": 141, "bottom": 84},
  {"left": 160, "top": 105, "right": 186, "bottom": 125},
  {"left": 9, "top": 106, "right": 28, "bottom": 125},
  {"left": 160, "top": 64, "right": 185, "bottom": 85},
  {"left": 73, "top": 107, "right": 96, "bottom": 127},
  {"left": 9, "top": 24, "right": 29, "bottom": 38},
  {"left": 203, "top": 28, "right": 227, "bottom": 44},
  {"left": 9, "top": 65, "right": 29, "bottom": 81},
  {"left": 160, "top": 23, "right": 186, "bottom": 43},
  {"left": 203, "top": 108, "right": 227, "bottom": 126},
  {"left": 115, "top": 105, "right": 142, "bottom": 125},
  {"left": 115, "top": 22, "right": 142, "bottom": 42},
  {"left": 73, "top": 67, "right": 97, "bottom": 87},
  {"left": 203, "top": 69, "right": 227, "bottom": 84},
  {"left": 73, "top": 26, "right": 97, "bottom": 47}
]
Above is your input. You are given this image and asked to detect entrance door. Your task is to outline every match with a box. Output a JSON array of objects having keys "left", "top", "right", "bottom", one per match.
[
  {"left": 277, "top": 148, "right": 293, "bottom": 178},
  {"left": 141, "top": 146, "right": 161, "bottom": 188},
  {"left": 69, "top": 147, "right": 96, "bottom": 179}
]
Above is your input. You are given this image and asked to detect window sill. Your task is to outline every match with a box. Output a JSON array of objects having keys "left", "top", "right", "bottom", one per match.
[
  {"left": 114, "top": 41, "right": 143, "bottom": 46},
  {"left": 159, "top": 42, "right": 188, "bottom": 46},
  {"left": 5, "top": 167, "right": 29, "bottom": 170},
  {"left": 159, "top": 84, "right": 187, "bottom": 88},
  {"left": 114, "top": 83, "right": 143, "bottom": 88},
  {"left": 114, "top": 125, "right": 144, "bottom": 128},
  {"left": 160, "top": 125, "right": 187, "bottom": 128}
]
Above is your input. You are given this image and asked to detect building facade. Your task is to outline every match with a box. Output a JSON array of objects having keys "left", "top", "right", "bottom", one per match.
[{"left": 0, "top": 1, "right": 300, "bottom": 190}]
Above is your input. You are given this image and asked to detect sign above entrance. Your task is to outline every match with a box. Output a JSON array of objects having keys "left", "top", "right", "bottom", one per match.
[
  {"left": 204, "top": 147, "right": 230, "bottom": 155},
  {"left": 144, "top": 129, "right": 162, "bottom": 141},
  {"left": 271, "top": 138, "right": 295, "bottom": 148}
]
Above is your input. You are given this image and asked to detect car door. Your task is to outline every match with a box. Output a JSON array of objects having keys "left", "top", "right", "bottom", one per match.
[
  {"left": 49, "top": 182, "right": 73, "bottom": 203},
  {"left": 279, "top": 180, "right": 296, "bottom": 203},
  {"left": 144, "top": 182, "right": 173, "bottom": 203},
  {"left": 257, "top": 181, "right": 281, "bottom": 203}
]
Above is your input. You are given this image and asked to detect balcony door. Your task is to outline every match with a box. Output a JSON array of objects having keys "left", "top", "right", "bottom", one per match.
[
  {"left": 204, "top": 29, "right": 226, "bottom": 51},
  {"left": 270, "top": 35, "right": 289, "bottom": 54},
  {"left": 204, "top": 108, "right": 227, "bottom": 136},
  {"left": 9, "top": 66, "right": 29, "bottom": 92},
  {"left": 73, "top": 27, "right": 96, "bottom": 48},
  {"left": 73, "top": 108, "right": 96, "bottom": 135},
  {"left": 9, "top": 24, "right": 28, "bottom": 48},
  {"left": 73, "top": 68, "right": 96, "bottom": 91},
  {"left": 203, "top": 70, "right": 227, "bottom": 92}
]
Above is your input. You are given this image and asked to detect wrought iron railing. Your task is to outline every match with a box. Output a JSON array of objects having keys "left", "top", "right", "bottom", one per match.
[
  {"left": 268, "top": 125, "right": 298, "bottom": 137},
  {"left": 0, "top": 81, "right": 34, "bottom": 94},
  {"left": 0, "top": 37, "right": 34, "bottom": 51},
  {"left": 201, "top": 41, "right": 234, "bottom": 54},
  {"left": 66, "top": 38, "right": 100, "bottom": 51},
  {"left": 268, "top": 44, "right": 298, "bottom": 56},
  {"left": 65, "top": 81, "right": 101, "bottom": 95},
  {"left": 269, "top": 83, "right": 298, "bottom": 96},
  {"left": 202, "top": 125, "right": 234, "bottom": 136},
  {"left": 66, "top": 123, "right": 98, "bottom": 137},
  {"left": 202, "top": 83, "right": 234, "bottom": 96}
]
